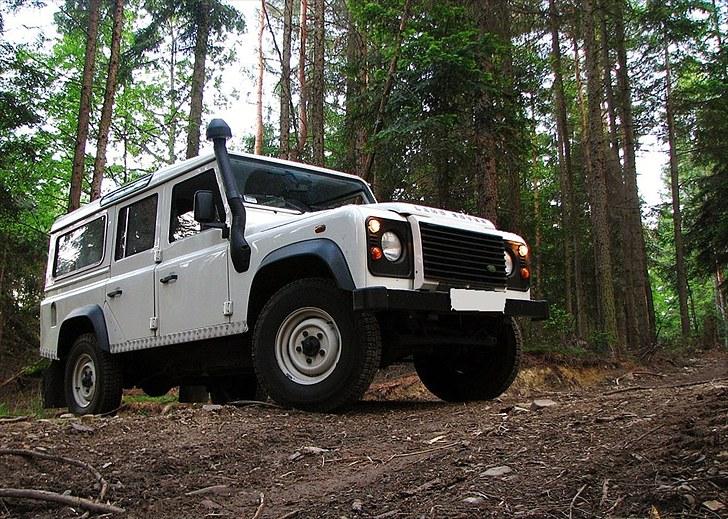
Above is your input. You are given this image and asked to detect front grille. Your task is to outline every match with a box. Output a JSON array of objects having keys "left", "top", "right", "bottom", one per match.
[{"left": 419, "top": 222, "right": 506, "bottom": 290}]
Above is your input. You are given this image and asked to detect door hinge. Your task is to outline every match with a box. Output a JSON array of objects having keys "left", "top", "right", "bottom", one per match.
[
  {"left": 153, "top": 247, "right": 162, "bottom": 263},
  {"left": 223, "top": 301, "right": 233, "bottom": 316},
  {"left": 149, "top": 316, "right": 159, "bottom": 330}
]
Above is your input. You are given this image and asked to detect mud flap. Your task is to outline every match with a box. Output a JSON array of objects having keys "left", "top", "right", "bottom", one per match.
[{"left": 42, "top": 361, "right": 66, "bottom": 409}]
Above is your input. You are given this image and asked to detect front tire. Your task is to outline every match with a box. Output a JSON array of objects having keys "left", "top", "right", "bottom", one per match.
[
  {"left": 253, "top": 278, "right": 381, "bottom": 412},
  {"left": 64, "top": 333, "right": 123, "bottom": 415},
  {"left": 414, "top": 317, "right": 522, "bottom": 402}
]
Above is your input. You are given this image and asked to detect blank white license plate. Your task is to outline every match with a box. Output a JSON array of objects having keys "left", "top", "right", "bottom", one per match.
[{"left": 450, "top": 289, "right": 506, "bottom": 312}]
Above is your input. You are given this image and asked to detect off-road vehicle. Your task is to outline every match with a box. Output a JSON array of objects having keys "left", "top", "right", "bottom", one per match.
[{"left": 40, "top": 119, "right": 548, "bottom": 414}]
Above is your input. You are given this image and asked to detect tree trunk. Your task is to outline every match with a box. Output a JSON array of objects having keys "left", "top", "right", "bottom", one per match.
[
  {"left": 343, "top": 8, "right": 367, "bottom": 175},
  {"left": 664, "top": 36, "right": 691, "bottom": 339},
  {"left": 68, "top": 0, "right": 102, "bottom": 212},
  {"left": 548, "top": 0, "right": 584, "bottom": 338},
  {"left": 90, "top": 0, "right": 125, "bottom": 200},
  {"left": 295, "top": 0, "right": 309, "bottom": 160},
  {"left": 361, "top": 0, "right": 413, "bottom": 188},
  {"left": 599, "top": 4, "right": 630, "bottom": 349},
  {"left": 279, "top": 0, "right": 293, "bottom": 159},
  {"left": 583, "top": 0, "right": 620, "bottom": 355},
  {"left": 168, "top": 22, "right": 178, "bottom": 164},
  {"left": 572, "top": 34, "right": 592, "bottom": 339},
  {"left": 186, "top": 0, "right": 211, "bottom": 159},
  {"left": 255, "top": 1, "right": 265, "bottom": 155},
  {"left": 612, "top": 0, "right": 655, "bottom": 347},
  {"left": 309, "top": 0, "right": 325, "bottom": 165}
]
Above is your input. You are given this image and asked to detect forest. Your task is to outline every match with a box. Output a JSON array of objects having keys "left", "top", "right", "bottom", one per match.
[{"left": 0, "top": 0, "right": 727, "bottom": 374}]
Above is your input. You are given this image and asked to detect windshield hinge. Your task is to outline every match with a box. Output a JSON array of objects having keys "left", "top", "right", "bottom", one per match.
[
  {"left": 149, "top": 316, "right": 159, "bottom": 330},
  {"left": 223, "top": 301, "right": 233, "bottom": 316},
  {"left": 153, "top": 247, "right": 162, "bottom": 263}
]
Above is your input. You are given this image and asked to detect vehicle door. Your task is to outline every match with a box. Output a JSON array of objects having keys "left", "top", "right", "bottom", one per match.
[
  {"left": 105, "top": 192, "right": 160, "bottom": 347},
  {"left": 155, "top": 167, "right": 231, "bottom": 338}
]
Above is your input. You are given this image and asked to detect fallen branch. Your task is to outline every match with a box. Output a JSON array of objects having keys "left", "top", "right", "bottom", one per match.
[
  {"left": 605, "top": 377, "right": 728, "bottom": 396},
  {"left": 569, "top": 484, "right": 587, "bottom": 519},
  {"left": 0, "top": 416, "right": 29, "bottom": 424},
  {"left": 0, "top": 448, "right": 109, "bottom": 501},
  {"left": 623, "top": 423, "right": 667, "bottom": 449},
  {"left": 0, "top": 488, "right": 124, "bottom": 514},
  {"left": 0, "top": 370, "right": 26, "bottom": 389},
  {"left": 252, "top": 492, "right": 265, "bottom": 519},
  {"left": 228, "top": 400, "right": 282, "bottom": 409},
  {"left": 386, "top": 442, "right": 459, "bottom": 463}
]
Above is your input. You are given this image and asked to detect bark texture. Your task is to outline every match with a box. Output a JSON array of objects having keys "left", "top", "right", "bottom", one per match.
[
  {"left": 279, "top": 0, "right": 293, "bottom": 159},
  {"left": 91, "top": 0, "right": 125, "bottom": 200},
  {"left": 186, "top": 0, "right": 211, "bottom": 159},
  {"left": 69, "top": 0, "right": 102, "bottom": 212},
  {"left": 309, "top": 0, "right": 325, "bottom": 165},
  {"left": 255, "top": 1, "right": 265, "bottom": 155}
]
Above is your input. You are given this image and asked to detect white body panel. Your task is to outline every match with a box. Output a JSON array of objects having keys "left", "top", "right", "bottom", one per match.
[{"left": 40, "top": 152, "right": 535, "bottom": 360}]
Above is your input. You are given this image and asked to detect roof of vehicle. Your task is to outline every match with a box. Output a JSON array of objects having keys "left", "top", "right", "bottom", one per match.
[{"left": 51, "top": 152, "right": 372, "bottom": 234}]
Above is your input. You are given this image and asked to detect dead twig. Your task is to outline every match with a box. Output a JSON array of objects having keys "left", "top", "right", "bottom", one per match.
[
  {"left": 0, "top": 370, "right": 26, "bottom": 389},
  {"left": 278, "top": 510, "right": 301, "bottom": 519},
  {"left": 252, "top": 492, "right": 265, "bottom": 519},
  {"left": 569, "top": 484, "right": 587, "bottom": 519},
  {"left": 605, "top": 377, "right": 728, "bottom": 396},
  {"left": 0, "top": 448, "right": 109, "bottom": 502},
  {"left": 0, "top": 488, "right": 124, "bottom": 514},
  {"left": 0, "top": 416, "right": 29, "bottom": 424},
  {"left": 622, "top": 423, "right": 667, "bottom": 449},
  {"left": 228, "top": 400, "right": 282, "bottom": 409},
  {"left": 385, "top": 442, "right": 460, "bottom": 463}
]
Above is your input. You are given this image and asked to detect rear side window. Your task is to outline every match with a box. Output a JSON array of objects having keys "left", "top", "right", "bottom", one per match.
[
  {"left": 54, "top": 216, "right": 106, "bottom": 277},
  {"left": 115, "top": 194, "right": 158, "bottom": 260}
]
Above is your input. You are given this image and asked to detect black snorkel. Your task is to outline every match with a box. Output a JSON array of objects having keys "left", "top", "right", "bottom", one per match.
[{"left": 206, "top": 119, "right": 251, "bottom": 273}]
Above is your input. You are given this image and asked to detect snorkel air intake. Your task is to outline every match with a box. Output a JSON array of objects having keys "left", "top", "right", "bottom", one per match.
[{"left": 206, "top": 119, "right": 251, "bottom": 273}]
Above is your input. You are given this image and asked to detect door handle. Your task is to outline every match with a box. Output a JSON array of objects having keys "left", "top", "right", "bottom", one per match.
[
  {"left": 160, "top": 273, "right": 178, "bottom": 284},
  {"left": 107, "top": 288, "right": 123, "bottom": 298}
]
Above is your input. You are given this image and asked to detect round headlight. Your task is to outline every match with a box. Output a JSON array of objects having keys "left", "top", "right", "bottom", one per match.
[
  {"left": 504, "top": 250, "right": 514, "bottom": 276},
  {"left": 381, "top": 232, "right": 402, "bottom": 261}
]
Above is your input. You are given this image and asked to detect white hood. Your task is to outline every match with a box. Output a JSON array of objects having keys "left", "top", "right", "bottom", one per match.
[{"left": 373, "top": 202, "right": 497, "bottom": 229}]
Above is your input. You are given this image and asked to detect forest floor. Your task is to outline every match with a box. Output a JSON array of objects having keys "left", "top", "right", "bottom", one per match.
[{"left": 0, "top": 351, "right": 726, "bottom": 519}]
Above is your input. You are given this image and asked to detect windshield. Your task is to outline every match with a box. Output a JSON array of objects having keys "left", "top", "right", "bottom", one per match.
[{"left": 230, "top": 156, "right": 375, "bottom": 212}]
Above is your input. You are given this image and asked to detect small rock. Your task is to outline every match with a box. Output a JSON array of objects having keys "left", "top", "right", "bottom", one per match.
[
  {"left": 200, "top": 499, "right": 222, "bottom": 509},
  {"left": 702, "top": 500, "right": 725, "bottom": 512},
  {"left": 59, "top": 413, "right": 74, "bottom": 419},
  {"left": 352, "top": 499, "right": 363, "bottom": 512},
  {"left": 531, "top": 399, "right": 557, "bottom": 410},
  {"left": 683, "top": 494, "right": 696, "bottom": 506},
  {"left": 301, "top": 446, "right": 329, "bottom": 455},
  {"left": 717, "top": 451, "right": 728, "bottom": 460},
  {"left": 202, "top": 404, "right": 223, "bottom": 411},
  {"left": 482, "top": 466, "right": 512, "bottom": 477},
  {"left": 462, "top": 496, "right": 485, "bottom": 505},
  {"left": 70, "top": 422, "right": 95, "bottom": 433}
]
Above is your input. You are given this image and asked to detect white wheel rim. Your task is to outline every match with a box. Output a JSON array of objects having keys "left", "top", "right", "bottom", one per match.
[
  {"left": 71, "top": 353, "right": 96, "bottom": 408},
  {"left": 274, "top": 307, "right": 342, "bottom": 385}
]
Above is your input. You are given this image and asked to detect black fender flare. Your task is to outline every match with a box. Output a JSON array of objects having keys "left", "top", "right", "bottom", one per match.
[
  {"left": 258, "top": 238, "right": 356, "bottom": 290},
  {"left": 59, "top": 304, "right": 111, "bottom": 354}
]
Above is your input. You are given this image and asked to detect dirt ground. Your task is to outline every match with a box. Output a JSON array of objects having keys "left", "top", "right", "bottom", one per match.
[{"left": 0, "top": 352, "right": 726, "bottom": 519}]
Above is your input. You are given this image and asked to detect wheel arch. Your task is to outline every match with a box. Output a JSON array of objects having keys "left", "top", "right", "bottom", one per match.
[
  {"left": 247, "top": 239, "right": 355, "bottom": 328},
  {"left": 57, "top": 304, "right": 111, "bottom": 360}
]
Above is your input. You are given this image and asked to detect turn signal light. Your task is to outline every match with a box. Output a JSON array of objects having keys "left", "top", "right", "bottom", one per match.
[
  {"left": 370, "top": 247, "right": 383, "bottom": 261},
  {"left": 520, "top": 267, "right": 530, "bottom": 280}
]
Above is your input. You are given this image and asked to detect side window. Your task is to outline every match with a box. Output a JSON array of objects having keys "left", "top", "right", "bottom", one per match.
[
  {"left": 54, "top": 216, "right": 106, "bottom": 277},
  {"left": 115, "top": 194, "right": 158, "bottom": 260},
  {"left": 169, "top": 170, "right": 225, "bottom": 242}
]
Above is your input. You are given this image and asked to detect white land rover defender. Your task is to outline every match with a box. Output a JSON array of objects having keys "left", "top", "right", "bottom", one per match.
[{"left": 40, "top": 119, "right": 547, "bottom": 414}]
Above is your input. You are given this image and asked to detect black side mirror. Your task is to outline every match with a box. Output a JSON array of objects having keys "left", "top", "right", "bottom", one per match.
[{"left": 193, "top": 190, "right": 216, "bottom": 223}]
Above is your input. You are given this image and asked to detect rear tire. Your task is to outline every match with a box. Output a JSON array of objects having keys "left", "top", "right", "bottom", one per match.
[
  {"left": 64, "top": 333, "right": 123, "bottom": 415},
  {"left": 414, "top": 317, "right": 522, "bottom": 402},
  {"left": 253, "top": 278, "right": 381, "bottom": 412}
]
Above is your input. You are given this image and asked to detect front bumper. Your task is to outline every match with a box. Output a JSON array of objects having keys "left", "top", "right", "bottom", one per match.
[{"left": 352, "top": 287, "right": 549, "bottom": 321}]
